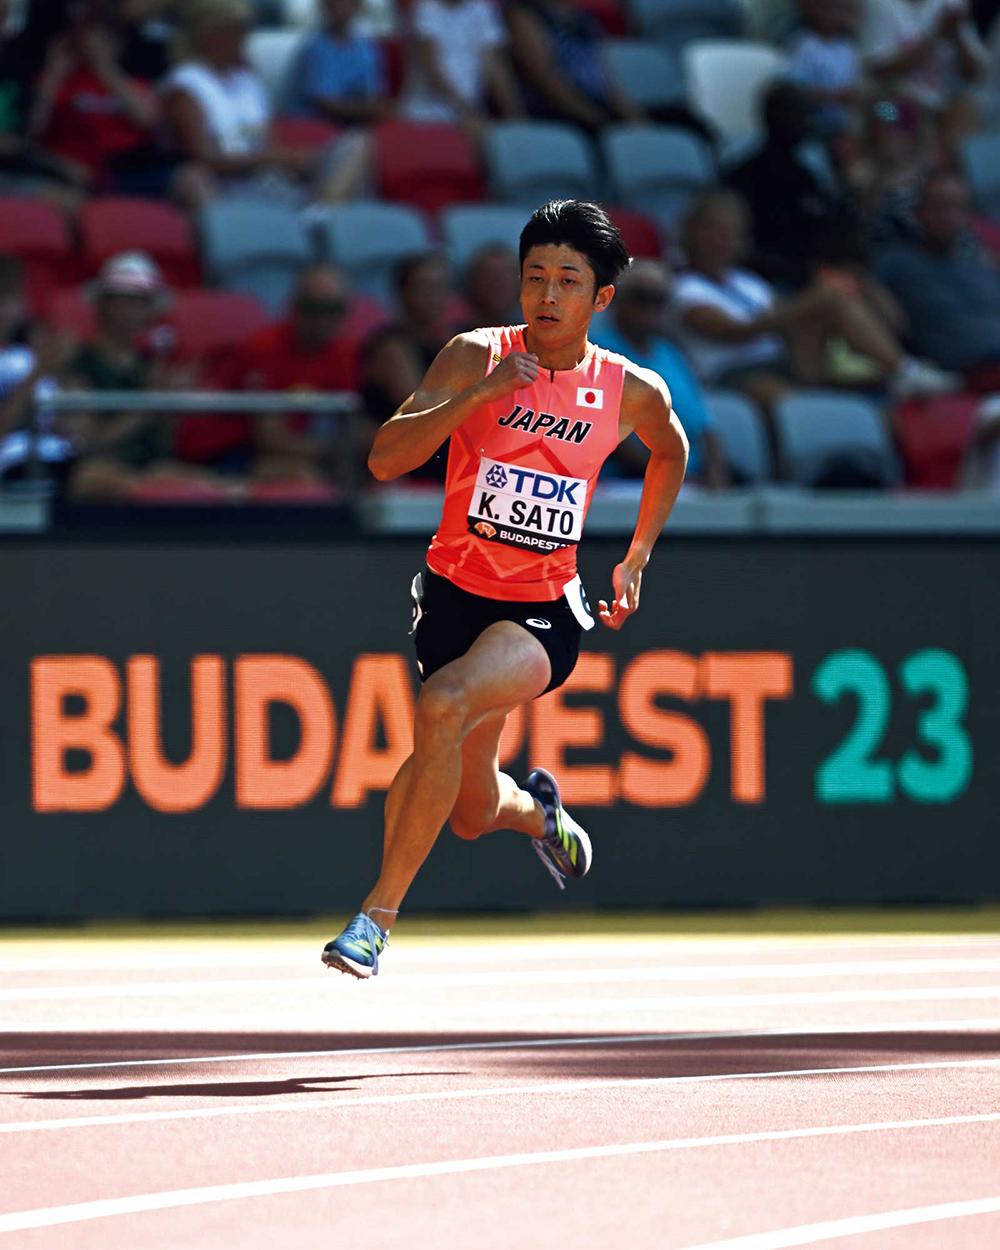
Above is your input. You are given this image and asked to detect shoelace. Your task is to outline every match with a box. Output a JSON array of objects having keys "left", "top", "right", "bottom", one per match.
[
  {"left": 532, "top": 833, "right": 566, "bottom": 891},
  {"left": 343, "top": 912, "right": 387, "bottom": 974}
]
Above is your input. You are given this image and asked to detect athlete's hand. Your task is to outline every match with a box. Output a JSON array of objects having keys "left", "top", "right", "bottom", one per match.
[
  {"left": 598, "top": 562, "right": 642, "bottom": 630},
  {"left": 477, "top": 351, "right": 540, "bottom": 402}
]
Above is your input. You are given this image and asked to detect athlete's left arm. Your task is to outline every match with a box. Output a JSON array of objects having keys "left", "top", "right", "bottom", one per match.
[{"left": 598, "top": 366, "right": 689, "bottom": 631}]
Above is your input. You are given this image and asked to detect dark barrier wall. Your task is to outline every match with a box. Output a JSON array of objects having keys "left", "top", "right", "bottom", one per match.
[{"left": 2, "top": 537, "right": 997, "bottom": 918}]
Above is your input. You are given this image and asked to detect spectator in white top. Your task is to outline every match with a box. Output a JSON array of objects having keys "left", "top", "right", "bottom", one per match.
[
  {"left": 161, "top": 0, "right": 341, "bottom": 207},
  {"left": 860, "top": 0, "right": 988, "bottom": 150},
  {"left": 401, "top": 0, "right": 522, "bottom": 129},
  {"left": 788, "top": 0, "right": 865, "bottom": 135},
  {"left": 673, "top": 190, "right": 955, "bottom": 439}
]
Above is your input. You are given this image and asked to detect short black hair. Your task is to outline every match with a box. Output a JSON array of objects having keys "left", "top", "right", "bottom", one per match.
[{"left": 519, "top": 200, "right": 631, "bottom": 291}]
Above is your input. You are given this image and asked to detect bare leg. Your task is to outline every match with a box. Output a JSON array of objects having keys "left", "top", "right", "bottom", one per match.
[
  {"left": 361, "top": 621, "right": 551, "bottom": 917},
  {"left": 448, "top": 712, "right": 545, "bottom": 842}
]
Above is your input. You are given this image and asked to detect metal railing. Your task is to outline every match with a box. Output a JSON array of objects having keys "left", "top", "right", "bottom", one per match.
[{"left": 6, "top": 388, "right": 365, "bottom": 502}]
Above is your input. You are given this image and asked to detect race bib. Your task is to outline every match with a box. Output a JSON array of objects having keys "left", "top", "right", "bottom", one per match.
[{"left": 468, "top": 457, "right": 586, "bottom": 553}]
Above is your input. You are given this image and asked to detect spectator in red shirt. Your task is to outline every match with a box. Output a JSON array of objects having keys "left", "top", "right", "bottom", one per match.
[
  {"left": 218, "top": 264, "right": 368, "bottom": 485},
  {"left": 29, "top": 9, "right": 168, "bottom": 195}
]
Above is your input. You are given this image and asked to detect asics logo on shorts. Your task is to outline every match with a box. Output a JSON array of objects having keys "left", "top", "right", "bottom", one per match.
[{"left": 525, "top": 618, "right": 552, "bottom": 629}]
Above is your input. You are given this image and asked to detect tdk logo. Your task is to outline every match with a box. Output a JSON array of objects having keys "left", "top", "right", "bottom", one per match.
[
  {"left": 485, "top": 464, "right": 508, "bottom": 489},
  {"left": 503, "top": 467, "right": 581, "bottom": 505}
]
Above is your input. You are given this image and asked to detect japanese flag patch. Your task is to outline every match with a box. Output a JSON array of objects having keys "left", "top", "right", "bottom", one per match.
[{"left": 576, "top": 387, "right": 603, "bottom": 409}]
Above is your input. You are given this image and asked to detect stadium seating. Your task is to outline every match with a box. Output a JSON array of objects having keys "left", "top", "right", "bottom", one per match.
[
  {"left": 169, "top": 290, "right": 270, "bottom": 361},
  {"left": 440, "top": 204, "right": 527, "bottom": 272},
  {"left": 79, "top": 198, "right": 201, "bottom": 287},
  {"left": 270, "top": 116, "right": 340, "bottom": 150},
  {"left": 199, "top": 200, "right": 313, "bottom": 314},
  {"left": 0, "top": 197, "right": 73, "bottom": 312},
  {"left": 962, "top": 133, "right": 1000, "bottom": 220},
  {"left": 895, "top": 394, "right": 980, "bottom": 490},
  {"left": 601, "top": 124, "right": 714, "bottom": 230},
  {"left": 603, "top": 39, "right": 685, "bottom": 109},
  {"left": 684, "top": 40, "right": 788, "bottom": 141},
  {"left": 246, "top": 28, "right": 307, "bottom": 110},
  {"left": 485, "top": 121, "right": 601, "bottom": 208},
  {"left": 374, "top": 121, "right": 484, "bottom": 215},
  {"left": 630, "top": 0, "right": 744, "bottom": 46},
  {"left": 311, "top": 200, "right": 431, "bottom": 298},
  {"left": 774, "top": 392, "right": 900, "bottom": 488},
  {"left": 606, "top": 207, "right": 664, "bottom": 258},
  {"left": 578, "top": 0, "right": 628, "bottom": 35},
  {"left": 705, "top": 390, "right": 773, "bottom": 483}
]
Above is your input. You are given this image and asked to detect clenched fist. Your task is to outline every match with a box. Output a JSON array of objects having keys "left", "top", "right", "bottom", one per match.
[{"left": 477, "top": 351, "right": 540, "bottom": 402}]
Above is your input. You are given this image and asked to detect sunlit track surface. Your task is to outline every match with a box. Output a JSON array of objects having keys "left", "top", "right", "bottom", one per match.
[{"left": 2, "top": 912, "right": 999, "bottom": 1249}]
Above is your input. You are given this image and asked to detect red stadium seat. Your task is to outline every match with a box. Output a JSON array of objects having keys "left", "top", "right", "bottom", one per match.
[
  {"left": 895, "top": 394, "right": 980, "bottom": 490},
  {"left": 79, "top": 198, "right": 201, "bottom": 287},
  {"left": 47, "top": 286, "right": 96, "bottom": 339},
  {"left": 246, "top": 479, "right": 343, "bottom": 503},
  {"left": 375, "top": 121, "right": 484, "bottom": 215},
  {"left": 607, "top": 207, "right": 665, "bottom": 259},
  {"left": 577, "top": 0, "right": 628, "bottom": 34},
  {"left": 0, "top": 197, "right": 74, "bottom": 312},
  {"left": 271, "top": 116, "right": 341, "bottom": 150},
  {"left": 128, "top": 477, "right": 233, "bottom": 504},
  {"left": 378, "top": 36, "right": 406, "bottom": 97},
  {"left": 169, "top": 289, "right": 269, "bottom": 362}
]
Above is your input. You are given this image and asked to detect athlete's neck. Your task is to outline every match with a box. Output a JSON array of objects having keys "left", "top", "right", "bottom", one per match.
[{"left": 522, "top": 329, "right": 591, "bottom": 374}]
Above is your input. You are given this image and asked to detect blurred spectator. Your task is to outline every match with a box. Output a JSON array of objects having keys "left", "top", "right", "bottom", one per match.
[
  {"left": 289, "top": 0, "right": 391, "bottom": 124},
  {"left": 860, "top": 0, "right": 988, "bottom": 152},
  {"left": 460, "top": 243, "right": 521, "bottom": 328},
  {"left": 505, "top": 0, "right": 644, "bottom": 132},
  {"left": 401, "top": 0, "right": 522, "bottom": 127},
  {"left": 592, "top": 261, "right": 729, "bottom": 488},
  {"left": 875, "top": 169, "right": 1000, "bottom": 379},
  {"left": 161, "top": 0, "right": 347, "bottom": 208},
  {"left": 0, "top": 0, "right": 86, "bottom": 202},
  {"left": 724, "top": 81, "right": 864, "bottom": 288},
  {"left": 29, "top": 6, "right": 166, "bottom": 195},
  {"left": 62, "top": 251, "right": 224, "bottom": 501},
  {"left": 748, "top": 0, "right": 800, "bottom": 42},
  {"left": 360, "top": 321, "right": 423, "bottom": 440},
  {"left": 116, "top": 0, "right": 178, "bottom": 82},
  {"left": 213, "top": 264, "right": 368, "bottom": 485},
  {"left": 0, "top": 254, "right": 77, "bottom": 487},
  {"left": 674, "top": 190, "right": 955, "bottom": 430},
  {"left": 787, "top": 0, "right": 865, "bottom": 135},
  {"left": 394, "top": 251, "right": 457, "bottom": 368}
]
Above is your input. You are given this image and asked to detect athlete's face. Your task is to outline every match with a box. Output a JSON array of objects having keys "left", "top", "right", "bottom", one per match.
[{"left": 519, "top": 244, "right": 613, "bottom": 349}]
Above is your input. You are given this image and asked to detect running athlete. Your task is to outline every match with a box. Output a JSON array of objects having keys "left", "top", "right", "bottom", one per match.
[{"left": 323, "top": 200, "right": 689, "bottom": 978}]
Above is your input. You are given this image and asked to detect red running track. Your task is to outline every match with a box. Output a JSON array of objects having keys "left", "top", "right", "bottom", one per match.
[{"left": 2, "top": 924, "right": 1000, "bottom": 1249}]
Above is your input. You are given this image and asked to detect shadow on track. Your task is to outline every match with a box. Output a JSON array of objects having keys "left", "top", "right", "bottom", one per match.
[
  {"left": 3, "top": 1028, "right": 999, "bottom": 1084},
  {"left": 12, "top": 1071, "right": 461, "bottom": 1100}
]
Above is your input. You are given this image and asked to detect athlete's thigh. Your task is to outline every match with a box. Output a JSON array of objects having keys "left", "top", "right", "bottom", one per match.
[{"left": 423, "top": 619, "right": 550, "bottom": 729}]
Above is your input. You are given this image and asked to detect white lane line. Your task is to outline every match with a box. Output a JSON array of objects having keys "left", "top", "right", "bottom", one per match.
[
  {"left": 2, "top": 1115, "right": 999, "bottom": 1234},
  {"left": 6, "top": 957, "right": 1000, "bottom": 992},
  {"left": 3, "top": 1056, "right": 1000, "bottom": 1136},
  {"left": 674, "top": 1196, "right": 1000, "bottom": 1250},
  {"left": 4, "top": 1015, "right": 1000, "bottom": 1076},
  {"left": 7, "top": 981, "right": 1000, "bottom": 1009}
]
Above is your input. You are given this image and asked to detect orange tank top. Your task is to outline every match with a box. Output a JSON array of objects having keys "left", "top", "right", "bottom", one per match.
[{"left": 426, "top": 325, "right": 626, "bottom": 601}]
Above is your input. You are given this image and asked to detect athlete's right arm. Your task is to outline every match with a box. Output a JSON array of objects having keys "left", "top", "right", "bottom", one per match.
[{"left": 367, "top": 332, "right": 539, "bottom": 481}]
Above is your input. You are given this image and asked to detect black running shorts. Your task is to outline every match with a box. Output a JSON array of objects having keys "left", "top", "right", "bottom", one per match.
[{"left": 410, "top": 568, "right": 590, "bottom": 695}]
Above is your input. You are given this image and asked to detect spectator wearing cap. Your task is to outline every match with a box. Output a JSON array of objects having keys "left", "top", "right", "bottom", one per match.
[
  {"left": 64, "top": 251, "right": 229, "bottom": 501},
  {"left": 401, "top": 0, "right": 522, "bottom": 130},
  {"left": 592, "top": 261, "right": 729, "bottom": 488},
  {"left": 211, "top": 264, "right": 369, "bottom": 486}
]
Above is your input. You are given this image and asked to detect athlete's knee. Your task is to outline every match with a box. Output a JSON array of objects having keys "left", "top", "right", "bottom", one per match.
[{"left": 415, "top": 675, "right": 470, "bottom": 741}]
